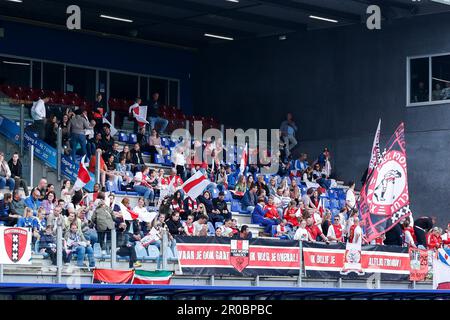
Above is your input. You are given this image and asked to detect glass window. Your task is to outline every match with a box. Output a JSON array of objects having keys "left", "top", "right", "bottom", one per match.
[
  {"left": 98, "top": 70, "right": 107, "bottom": 97},
  {"left": 410, "top": 58, "right": 429, "bottom": 104},
  {"left": 149, "top": 77, "right": 168, "bottom": 106},
  {"left": 432, "top": 55, "right": 450, "bottom": 101},
  {"left": 139, "top": 76, "right": 149, "bottom": 103},
  {"left": 43, "top": 62, "right": 64, "bottom": 92},
  {"left": 32, "top": 61, "right": 42, "bottom": 89},
  {"left": 0, "top": 56, "right": 31, "bottom": 87},
  {"left": 169, "top": 80, "right": 179, "bottom": 107},
  {"left": 66, "top": 66, "right": 96, "bottom": 100},
  {"left": 110, "top": 72, "right": 138, "bottom": 100}
]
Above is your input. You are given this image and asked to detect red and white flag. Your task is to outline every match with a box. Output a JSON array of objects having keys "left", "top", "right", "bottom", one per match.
[
  {"left": 240, "top": 143, "right": 248, "bottom": 175},
  {"left": 73, "top": 155, "right": 91, "bottom": 191},
  {"left": 132, "top": 105, "right": 149, "bottom": 127},
  {"left": 367, "top": 119, "right": 382, "bottom": 179},
  {"left": 181, "top": 171, "right": 210, "bottom": 199},
  {"left": 118, "top": 202, "right": 139, "bottom": 221}
]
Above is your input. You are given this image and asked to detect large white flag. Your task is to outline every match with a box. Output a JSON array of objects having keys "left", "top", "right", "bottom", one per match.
[
  {"left": 181, "top": 171, "right": 210, "bottom": 199},
  {"left": 240, "top": 143, "right": 248, "bottom": 175},
  {"left": 132, "top": 105, "right": 149, "bottom": 126},
  {"left": 102, "top": 117, "right": 118, "bottom": 136}
]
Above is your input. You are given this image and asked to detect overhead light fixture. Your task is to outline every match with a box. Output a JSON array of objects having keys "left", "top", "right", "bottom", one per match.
[
  {"left": 3, "top": 60, "right": 30, "bottom": 66},
  {"left": 204, "top": 33, "right": 234, "bottom": 41},
  {"left": 279, "top": 35, "right": 287, "bottom": 41},
  {"left": 6, "top": 0, "right": 23, "bottom": 2},
  {"left": 309, "top": 15, "right": 338, "bottom": 23},
  {"left": 100, "top": 14, "right": 133, "bottom": 23},
  {"left": 226, "top": 0, "right": 240, "bottom": 3}
]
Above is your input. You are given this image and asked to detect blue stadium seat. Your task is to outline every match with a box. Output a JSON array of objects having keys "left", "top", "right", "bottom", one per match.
[
  {"left": 128, "top": 133, "right": 137, "bottom": 144},
  {"left": 223, "top": 190, "right": 232, "bottom": 202},
  {"left": 115, "top": 191, "right": 127, "bottom": 195},
  {"left": 146, "top": 245, "right": 160, "bottom": 259},
  {"left": 155, "top": 154, "right": 164, "bottom": 164},
  {"left": 126, "top": 191, "right": 138, "bottom": 196},
  {"left": 118, "top": 132, "right": 128, "bottom": 143},
  {"left": 271, "top": 225, "right": 277, "bottom": 237},
  {"left": 211, "top": 188, "right": 219, "bottom": 198},
  {"left": 231, "top": 200, "right": 241, "bottom": 212}
]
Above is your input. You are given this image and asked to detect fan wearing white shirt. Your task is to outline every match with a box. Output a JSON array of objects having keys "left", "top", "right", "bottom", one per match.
[
  {"left": 31, "top": 95, "right": 50, "bottom": 138},
  {"left": 346, "top": 181, "right": 356, "bottom": 211},
  {"left": 128, "top": 97, "right": 142, "bottom": 132},
  {"left": 294, "top": 219, "right": 310, "bottom": 241}
]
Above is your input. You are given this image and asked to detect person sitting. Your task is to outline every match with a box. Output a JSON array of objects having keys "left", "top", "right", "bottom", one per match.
[
  {"left": 148, "top": 129, "right": 168, "bottom": 163},
  {"left": 148, "top": 92, "right": 169, "bottom": 134},
  {"left": 65, "top": 222, "right": 95, "bottom": 268},
  {"left": 130, "top": 143, "right": 145, "bottom": 173},
  {"left": 212, "top": 191, "right": 231, "bottom": 220},
  {"left": 275, "top": 219, "right": 290, "bottom": 239},
  {"left": 24, "top": 188, "right": 42, "bottom": 216},
  {"left": 8, "top": 152, "right": 29, "bottom": 196},
  {"left": 166, "top": 211, "right": 185, "bottom": 236},
  {"left": 115, "top": 156, "right": 133, "bottom": 190},
  {"left": 11, "top": 189, "right": 26, "bottom": 217},
  {"left": 327, "top": 215, "right": 344, "bottom": 243},
  {"left": 0, "top": 152, "right": 15, "bottom": 191},
  {"left": 233, "top": 225, "right": 252, "bottom": 240},
  {"left": 306, "top": 216, "right": 329, "bottom": 243},
  {"left": 198, "top": 190, "right": 221, "bottom": 229},
  {"left": 252, "top": 197, "right": 277, "bottom": 235},
  {"left": 183, "top": 215, "right": 195, "bottom": 236},
  {"left": 264, "top": 196, "right": 281, "bottom": 222},
  {"left": 241, "top": 183, "right": 258, "bottom": 213},
  {"left": 116, "top": 222, "right": 142, "bottom": 268},
  {"left": 193, "top": 214, "right": 209, "bottom": 236},
  {"left": 427, "top": 227, "right": 443, "bottom": 250},
  {"left": 133, "top": 166, "right": 155, "bottom": 205},
  {"left": 170, "top": 190, "right": 185, "bottom": 217},
  {"left": 284, "top": 200, "right": 300, "bottom": 228},
  {"left": 294, "top": 219, "right": 310, "bottom": 241},
  {"left": 183, "top": 196, "right": 200, "bottom": 220},
  {"left": 41, "top": 191, "right": 57, "bottom": 216}
]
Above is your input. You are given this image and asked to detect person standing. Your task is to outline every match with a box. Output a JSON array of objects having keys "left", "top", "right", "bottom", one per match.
[
  {"left": 92, "top": 93, "right": 105, "bottom": 134},
  {"left": 68, "top": 108, "right": 93, "bottom": 161},
  {"left": 279, "top": 113, "right": 298, "bottom": 156},
  {"left": 128, "top": 97, "right": 142, "bottom": 133},
  {"left": 31, "top": 94, "right": 49, "bottom": 138}
]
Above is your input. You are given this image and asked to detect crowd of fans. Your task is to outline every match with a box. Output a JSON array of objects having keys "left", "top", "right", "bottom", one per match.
[{"left": 0, "top": 92, "right": 449, "bottom": 269}]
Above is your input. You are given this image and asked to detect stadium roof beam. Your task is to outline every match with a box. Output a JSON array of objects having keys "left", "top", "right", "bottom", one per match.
[
  {"left": 256, "top": 0, "right": 362, "bottom": 23},
  {"left": 144, "top": 0, "right": 307, "bottom": 32}
]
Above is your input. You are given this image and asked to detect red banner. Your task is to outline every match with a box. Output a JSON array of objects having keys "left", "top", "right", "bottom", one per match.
[
  {"left": 176, "top": 237, "right": 300, "bottom": 276},
  {"left": 409, "top": 248, "right": 429, "bottom": 281},
  {"left": 302, "top": 243, "right": 410, "bottom": 280}
]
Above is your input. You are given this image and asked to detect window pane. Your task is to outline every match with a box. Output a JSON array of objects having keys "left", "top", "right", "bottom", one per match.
[
  {"left": 410, "top": 58, "right": 429, "bottom": 103},
  {"left": 432, "top": 55, "right": 450, "bottom": 101},
  {"left": 149, "top": 77, "right": 168, "bottom": 106},
  {"left": 169, "top": 80, "right": 179, "bottom": 107},
  {"left": 139, "top": 77, "right": 148, "bottom": 103},
  {"left": 110, "top": 72, "right": 138, "bottom": 100},
  {"left": 32, "top": 61, "right": 42, "bottom": 89},
  {"left": 66, "top": 66, "right": 96, "bottom": 100},
  {"left": 43, "top": 62, "right": 64, "bottom": 92},
  {"left": 0, "top": 56, "right": 30, "bottom": 87},
  {"left": 98, "top": 70, "right": 107, "bottom": 97}
]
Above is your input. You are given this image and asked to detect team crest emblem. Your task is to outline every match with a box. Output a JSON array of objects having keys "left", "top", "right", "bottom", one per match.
[
  {"left": 366, "top": 150, "right": 408, "bottom": 216},
  {"left": 230, "top": 240, "right": 250, "bottom": 272},
  {"left": 340, "top": 243, "right": 365, "bottom": 276},
  {"left": 4, "top": 228, "right": 28, "bottom": 263}
]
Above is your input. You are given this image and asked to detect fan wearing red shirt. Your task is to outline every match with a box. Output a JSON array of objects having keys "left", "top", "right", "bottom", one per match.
[
  {"left": 284, "top": 200, "right": 300, "bottom": 227},
  {"left": 427, "top": 227, "right": 443, "bottom": 250},
  {"left": 327, "top": 215, "right": 344, "bottom": 242},
  {"left": 306, "top": 216, "right": 328, "bottom": 242},
  {"left": 264, "top": 196, "right": 280, "bottom": 221},
  {"left": 162, "top": 168, "right": 184, "bottom": 188}
]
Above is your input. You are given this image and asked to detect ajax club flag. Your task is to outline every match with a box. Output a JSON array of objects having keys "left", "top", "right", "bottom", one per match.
[
  {"left": 0, "top": 227, "right": 32, "bottom": 264},
  {"left": 360, "top": 122, "right": 412, "bottom": 243}
]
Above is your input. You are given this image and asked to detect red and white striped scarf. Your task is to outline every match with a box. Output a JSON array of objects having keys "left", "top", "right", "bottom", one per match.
[
  {"left": 171, "top": 199, "right": 183, "bottom": 213},
  {"left": 186, "top": 197, "right": 198, "bottom": 211}
]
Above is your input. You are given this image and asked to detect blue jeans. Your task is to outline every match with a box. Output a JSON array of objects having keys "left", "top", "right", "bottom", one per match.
[
  {"left": 84, "top": 229, "right": 98, "bottom": 245},
  {"left": 70, "top": 133, "right": 87, "bottom": 161},
  {"left": 133, "top": 185, "right": 155, "bottom": 202},
  {"left": 0, "top": 177, "right": 15, "bottom": 191},
  {"left": 71, "top": 245, "right": 95, "bottom": 267},
  {"left": 150, "top": 117, "right": 169, "bottom": 134}
]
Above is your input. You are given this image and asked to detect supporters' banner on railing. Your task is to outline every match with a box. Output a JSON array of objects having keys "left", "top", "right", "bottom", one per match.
[
  {"left": 23, "top": 130, "right": 57, "bottom": 168},
  {"left": 92, "top": 269, "right": 134, "bottom": 284},
  {"left": 409, "top": 247, "right": 432, "bottom": 281},
  {"left": 433, "top": 249, "right": 450, "bottom": 289},
  {"left": 175, "top": 236, "right": 300, "bottom": 276},
  {"left": 302, "top": 242, "right": 410, "bottom": 281},
  {"left": 360, "top": 122, "right": 412, "bottom": 243},
  {"left": 0, "top": 115, "right": 21, "bottom": 143},
  {"left": 0, "top": 227, "right": 32, "bottom": 265}
]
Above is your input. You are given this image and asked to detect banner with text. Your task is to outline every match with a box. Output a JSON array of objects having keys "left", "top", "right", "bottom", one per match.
[
  {"left": 0, "top": 227, "right": 32, "bottom": 265},
  {"left": 302, "top": 242, "right": 410, "bottom": 281},
  {"left": 175, "top": 236, "right": 301, "bottom": 276}
]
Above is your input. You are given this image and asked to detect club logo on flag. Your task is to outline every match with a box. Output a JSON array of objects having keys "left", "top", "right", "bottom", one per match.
[
  {"left": 230, "top": 240, "right": 250, "bottom": 272},
  {"left": 4, "top": 228, "right": 28, "bottom": 263},
  {"left": 340, "top": 242, "right": 364, "bottom": 276}
]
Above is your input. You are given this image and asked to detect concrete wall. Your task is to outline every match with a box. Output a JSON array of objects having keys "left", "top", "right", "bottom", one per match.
[{"left": 194, "top": 12, "right": 450, "bottom": 224}]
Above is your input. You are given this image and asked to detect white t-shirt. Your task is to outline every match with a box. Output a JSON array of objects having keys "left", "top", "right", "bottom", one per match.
[
  {"left": 346, "top": 189, "right": 356, "bottom": 209},
  {"left": 294, "top": 228, "right": 309, "bottom": 241},
  {"left": 31, "top": 99, "right": 46, "bottom": 120},
  {"left": 351, "top": 225, "right": 362, "bottom": 245},
  {"left": 193, "top": 221, "right": 207, "bottom": 236}
]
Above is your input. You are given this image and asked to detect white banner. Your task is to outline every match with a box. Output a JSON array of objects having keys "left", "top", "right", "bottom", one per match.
[{"left": 0, "top": 227, "right": 32, "bottom": 265}]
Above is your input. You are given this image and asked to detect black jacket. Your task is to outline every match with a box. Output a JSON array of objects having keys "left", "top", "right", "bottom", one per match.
[
  {"left": 131, "top": 150, "right": 145, "bottom": 165},
  {"left": 212, "top": 198, "right": 227, "bottom": 213},
  {"left": 8, "top": 159, "right": 22, "bottom": 178},
  {"left": 166, "top": 219, "right": 184, "bottom": 236}
]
